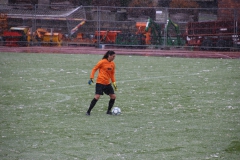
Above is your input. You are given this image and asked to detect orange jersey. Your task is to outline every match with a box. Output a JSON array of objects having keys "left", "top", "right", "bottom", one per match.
[{"left": 90, "top": 59, "right": 116, "bottom": 85}]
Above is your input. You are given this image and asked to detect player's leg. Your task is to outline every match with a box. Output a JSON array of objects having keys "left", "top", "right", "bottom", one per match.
[
  {"left": 104, "top": 84, "right": 116, "bottom": 114},
  {"left": 106, "top": 94, "right": 116, "bottom": 114},
  {"left": 86, "top": 94, "right": 100, "bottom": 115},
  {"left": 86, "top": 83, "right": 103, "bottom": 115}
]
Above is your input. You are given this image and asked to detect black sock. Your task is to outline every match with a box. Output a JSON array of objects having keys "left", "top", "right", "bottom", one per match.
[
  {"left": 87, "top": 98, "right": 98, "bottom": 113},
  {"left": 107, "top": 99, "right": 115, "bottom": 112}
]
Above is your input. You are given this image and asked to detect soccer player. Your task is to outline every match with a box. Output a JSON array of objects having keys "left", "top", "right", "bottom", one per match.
[{"left": 86, "top": 50, "right": 117, "bottom": 116}]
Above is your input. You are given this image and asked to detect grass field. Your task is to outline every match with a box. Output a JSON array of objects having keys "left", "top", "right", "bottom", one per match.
[{"left": 0, "top": 52, "right": 240, "bottom": 160}]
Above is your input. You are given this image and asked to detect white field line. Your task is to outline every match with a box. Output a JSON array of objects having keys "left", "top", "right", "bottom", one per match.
[
  {"left": 120, "top": 73, "right": 199, "bottom": 83},
  {"left": 27, "top": 84, "right": 87, "bottom": 92},
  {"left": 19, "top": 73, "right": 200, "bottom": 93}
]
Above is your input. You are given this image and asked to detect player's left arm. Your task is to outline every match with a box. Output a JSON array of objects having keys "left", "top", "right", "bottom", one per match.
[{"left": 111, "top": 64, "right": 117, "bottom": 91}]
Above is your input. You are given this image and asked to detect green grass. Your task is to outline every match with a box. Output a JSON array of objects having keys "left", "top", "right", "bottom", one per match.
[{"left": 0, "top": 52, "right": 240, "bottom": 160}]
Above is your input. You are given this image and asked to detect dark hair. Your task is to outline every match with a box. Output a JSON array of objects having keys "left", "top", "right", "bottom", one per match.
[{"left": 102, "top": 50, "right": 115, "bottom": 59}]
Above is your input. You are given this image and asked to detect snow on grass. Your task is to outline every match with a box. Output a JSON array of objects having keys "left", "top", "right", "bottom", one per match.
[{"left": 0, "top": 52, "right": 239, "bottom": 159}]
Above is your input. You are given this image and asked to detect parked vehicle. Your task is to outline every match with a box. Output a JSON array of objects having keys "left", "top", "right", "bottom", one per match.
[
  {"left": 145, "top": 18, "right": 185, "bottom": 46},
  {"left": 115, "top": 18, "right": 185, "bottom": 47},
  {"left": 185, "top": 20, "right": 240, "bottom": 50},
  {"left": 2, "top": 26, "right": 29, "bottom": 47}
]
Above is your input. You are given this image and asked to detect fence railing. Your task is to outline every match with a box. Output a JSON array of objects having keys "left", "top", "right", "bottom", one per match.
[{"left": 0, "top": 4, "right": 239, "bottom": 51}]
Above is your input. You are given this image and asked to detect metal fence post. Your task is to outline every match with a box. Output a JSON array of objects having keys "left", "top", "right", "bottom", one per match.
[
  {"left": 96, "top": 6, "right": 100, "bottom": 48},
  {"left": 163, "top": 7, "right": 168, "bottom": 49}
]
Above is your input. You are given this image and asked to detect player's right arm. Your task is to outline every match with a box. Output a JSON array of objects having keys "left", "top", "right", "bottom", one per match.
[
  {"left": 90, "top": 60, "right": 102, "bottom": 79},
  {"left": 88, "top": 60, "right": 103, "bottom": 85}
]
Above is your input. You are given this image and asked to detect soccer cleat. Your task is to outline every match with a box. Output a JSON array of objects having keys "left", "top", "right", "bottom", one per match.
[
  {"left": 106, "top": 111, "right": 112, "bottom": 115},
  {"left": 86, "top": 112, "right": 90, "bottom": 116}
]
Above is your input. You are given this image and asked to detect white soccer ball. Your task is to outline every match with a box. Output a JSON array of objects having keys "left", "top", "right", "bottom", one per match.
[{"left": 112, "top": 107, "right": 121, "bottom": 115}]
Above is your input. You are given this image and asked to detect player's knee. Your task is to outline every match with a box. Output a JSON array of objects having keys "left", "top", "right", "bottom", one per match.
[
  {"left": 94, "top": 95, "right": 101, "bottom": 100},
  {"left": 110, "top": 94, "right": 116, "bottom": 99}
]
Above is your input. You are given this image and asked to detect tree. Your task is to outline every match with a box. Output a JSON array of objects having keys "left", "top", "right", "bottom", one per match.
[
  {"left": 169, "top": 0, "right": 199, "bottom": 8},
  {"left": 76, "top": 0, "right": 92, "bottom": 6},
  {"left": 127, "top": 0, "right": 157, "bottom": 18},
  {"left": 169, "top": 0, "right": 199, "bottom": 22},
  {"left": 91, "top": 0, "right": 120, "bottom": 6},
  {"left": 119, "top": 0, "right": 131, "bottom": 7}
]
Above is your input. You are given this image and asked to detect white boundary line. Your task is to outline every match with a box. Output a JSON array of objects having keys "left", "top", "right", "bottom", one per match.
[
  {"left": 120, "top": 73, "right": 199, "bottom": 82},
  {"left": 14, "top": 73, "right": 200, "bottom": 93}
]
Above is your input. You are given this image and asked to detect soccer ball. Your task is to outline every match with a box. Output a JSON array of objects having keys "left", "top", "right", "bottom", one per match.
[{"left": 112, "top": 107, "right": 121, "bottom": 115}]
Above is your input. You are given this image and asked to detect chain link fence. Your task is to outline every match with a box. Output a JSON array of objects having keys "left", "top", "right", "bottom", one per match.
[{"left": 0, "top": 4, "right": 239, "bottom": 50}]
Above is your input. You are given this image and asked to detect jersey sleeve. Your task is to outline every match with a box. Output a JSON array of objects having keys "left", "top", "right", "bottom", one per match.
[
  {"left": 90, "top": 60, "right": 102, "bottom": 79},
  {"left": 111, "top": 62, "right": 116, "bottom": 82}
]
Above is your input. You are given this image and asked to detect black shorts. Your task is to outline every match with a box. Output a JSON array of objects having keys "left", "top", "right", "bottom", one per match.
[{"left": 95, "top": 83, "right": 114, "bottom": 95}]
